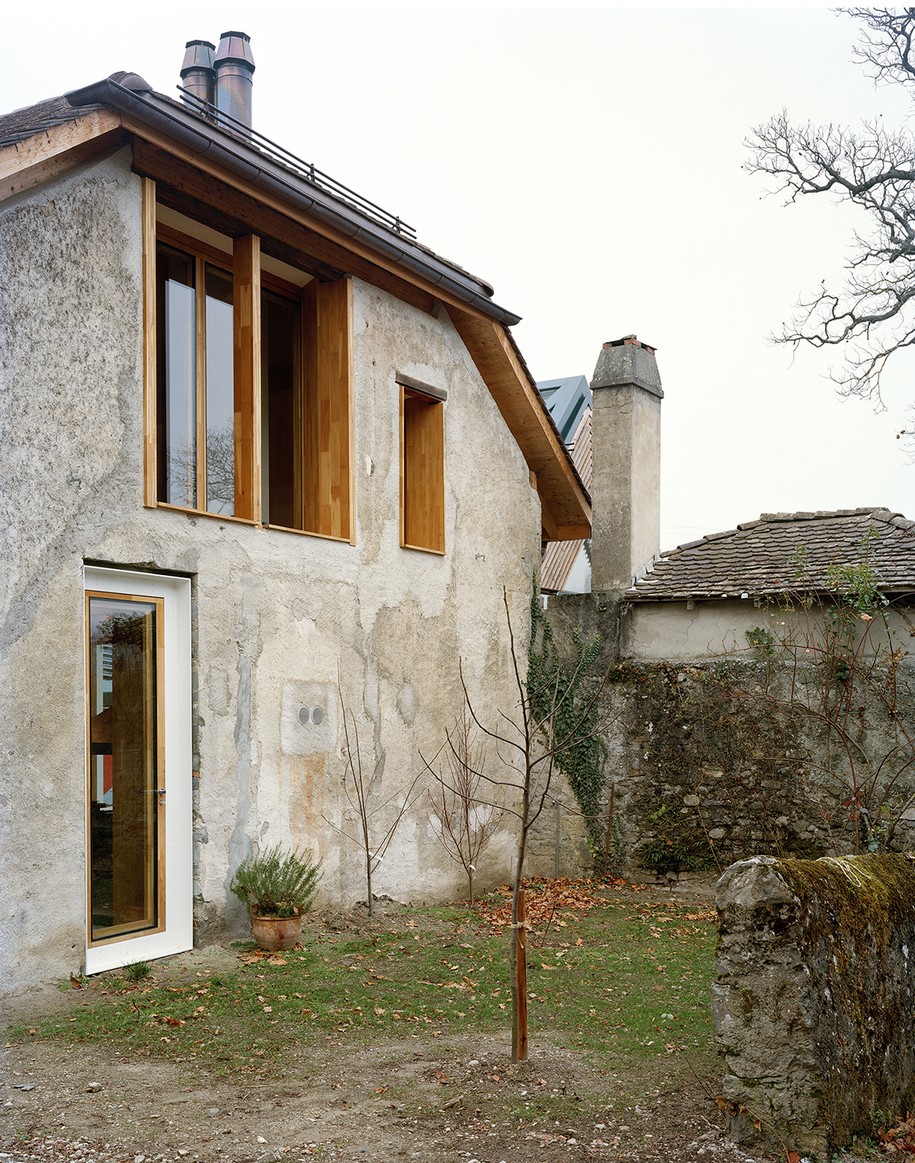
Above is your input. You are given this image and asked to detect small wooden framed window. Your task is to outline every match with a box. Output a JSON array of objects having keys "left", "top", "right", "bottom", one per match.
[{"left": 399, "top": 376, "right": 445, "bottom": 554}]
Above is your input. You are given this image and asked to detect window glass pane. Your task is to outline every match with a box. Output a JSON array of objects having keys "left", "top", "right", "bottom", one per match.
[
  {"left": 205, "top": 266, "right": 235, "bottom": 516},
  {"left": 157, "top": 246, "right": 197, "bottom": 508},
  {"left": 87, "top": 596, "right": 160, "bottom": 941},
  {"left": 263, "top": 290, "right": 300, "bottom": 529}
]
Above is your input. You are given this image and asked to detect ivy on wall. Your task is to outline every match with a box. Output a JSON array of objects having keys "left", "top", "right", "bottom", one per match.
[{"left": 527, "top": 593, "right": 610, "bottom": 869}]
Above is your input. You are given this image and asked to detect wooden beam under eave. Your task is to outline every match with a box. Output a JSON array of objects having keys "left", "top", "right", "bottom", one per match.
[
  {"left": 129, "top": 137, "right": 439, "bottom": 318},
  {"left": 123, "top": 115, "right": 475, "bottom": 317},
  {"left": 446, "top": 309, "right": 591, "bottom": 542},
  {"left": 0, "top": 114, "right": 125, "bottom": 203}
]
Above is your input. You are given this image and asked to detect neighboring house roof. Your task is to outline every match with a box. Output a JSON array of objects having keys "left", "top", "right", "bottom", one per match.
[
  {"left": 627, "top": 508, "right": 915, "bottom": 602},
  {"left": 0, "top": 71, "right": 591, "bottom": 541},
  {"left": 537, "top": 376, "right": 592, "bottom": 592},
  {"left": 537, "top": 375, "right": 592, "bottom": 444}
]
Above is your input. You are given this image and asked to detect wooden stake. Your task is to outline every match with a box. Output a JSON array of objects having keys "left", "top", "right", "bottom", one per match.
[{"left": 513, "top": 888, "right": 529, "bottom": 1062}]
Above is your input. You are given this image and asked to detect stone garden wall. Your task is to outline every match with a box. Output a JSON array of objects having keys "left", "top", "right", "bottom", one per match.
[
  {"left": 542, "top": 595, "right": 915, "bottom": 878},
  {"left": 713, "top": 854, "right": 915, "bottom": 1158}
]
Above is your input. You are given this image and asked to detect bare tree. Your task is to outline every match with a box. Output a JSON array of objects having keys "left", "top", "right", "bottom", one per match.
[
  {"left": 746, "top": 9, "right": 915, "bottom": 429},
  {"left": 423, "top": 708, "right": 500, "bottom": 904},
  {"left": 460, "top": 590, "right": 604, "bottom": 1061},
  {"left": 324, "top": 695, "right": 421, "bottom": 918}
]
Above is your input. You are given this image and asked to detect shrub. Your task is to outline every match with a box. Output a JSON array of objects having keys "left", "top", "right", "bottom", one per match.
[{"left": 230, "top": 845, "right": 321, "bottom": 918}]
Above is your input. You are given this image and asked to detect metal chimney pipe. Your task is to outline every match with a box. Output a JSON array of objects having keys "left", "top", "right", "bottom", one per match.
[
  {"left": 180, "top": 40, "right": 216, "bottom": 107},
  {"left": 214, "top": 31, "right": 255, "bottom": 130}
]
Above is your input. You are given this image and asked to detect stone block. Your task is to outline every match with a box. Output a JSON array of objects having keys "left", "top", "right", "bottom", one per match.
[{"left": 714, "top": 854, "right": 915, "bottom": 1158}]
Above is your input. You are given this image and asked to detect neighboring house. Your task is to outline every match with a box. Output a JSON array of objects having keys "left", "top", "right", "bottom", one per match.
[
  {"left": 537, "top": 375, "right": 592, "bottom": 594},
  {"left": 538, "top": 335, "right": 915, "bottom": 873},
  {"left": 538, "top": 336, "right": 664, "bottom": 598},
  {"left": 0, "top": 33, "right": 590, "bottom": 993},
  {"left": 622, "top": 507, "right": 915, "bottom": 659}
]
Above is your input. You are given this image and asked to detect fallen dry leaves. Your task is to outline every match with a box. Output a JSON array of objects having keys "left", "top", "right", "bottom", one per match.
[
  {"left": 879, "top": 1114, "right": 915, "bottom": 1154},
  {"left": 476, "top": 876, "right": 634, "bottom": 930}
]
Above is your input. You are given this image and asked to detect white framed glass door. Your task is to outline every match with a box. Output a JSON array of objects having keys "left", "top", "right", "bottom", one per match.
[{"left": 84, "top": 567, "right": 192, "bottom": 974}]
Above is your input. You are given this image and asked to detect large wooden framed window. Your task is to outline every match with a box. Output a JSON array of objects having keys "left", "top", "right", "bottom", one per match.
[
  {"left": 144, "top": 182, "right": 353, "bottom": 542},
  {"left": 399, "top": 377, "right": 445, "bottom": 554},
  {"left": 155, "top": 240, "right": 237, "bottom": 515}
]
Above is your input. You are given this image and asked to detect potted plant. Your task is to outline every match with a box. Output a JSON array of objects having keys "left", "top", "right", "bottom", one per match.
[{"left": 230, "top": 844, "right": 321, "bottom": 951}]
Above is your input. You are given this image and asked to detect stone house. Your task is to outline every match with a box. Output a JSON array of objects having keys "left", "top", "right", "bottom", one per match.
[
  {"left": 622, "top": 506, "right": 915, "bottom": 660},
  {"left": 616, "top": 507, "right": 915, "bottom": 870},
  {"left": 0, "top": 33, "right": 590, "bottom": 992}
]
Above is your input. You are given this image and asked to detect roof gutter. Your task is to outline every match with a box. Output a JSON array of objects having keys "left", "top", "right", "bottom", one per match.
[{"left": 65, "top": 75, "right": 521, "bottom": 327}]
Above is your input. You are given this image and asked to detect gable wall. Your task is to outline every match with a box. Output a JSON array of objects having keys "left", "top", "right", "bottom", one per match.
[{"left": 0, "top": 150, "right": 540, "bottom": 992}]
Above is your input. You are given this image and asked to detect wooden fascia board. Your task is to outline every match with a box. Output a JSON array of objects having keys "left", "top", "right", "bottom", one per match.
[
  {"left": 0, "top": 109, "right": 124, "bottom": 203},
  {"left": 119, "top": 113, "right": 500, "bottom": 323},
  {"left": 446, "top": 308, "right": 591, "bottom": 542}
]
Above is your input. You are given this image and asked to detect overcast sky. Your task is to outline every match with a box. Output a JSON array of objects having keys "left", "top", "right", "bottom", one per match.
[{"left": 6, "top": 3, "right": 913, "bottom": 551}]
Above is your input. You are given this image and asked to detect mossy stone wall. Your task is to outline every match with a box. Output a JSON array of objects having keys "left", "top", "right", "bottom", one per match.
[
  {"left": 713, "top": 854, "right": 915, "bottom": 1158},
  {"left": 543, "top": 595, "right": 915, "bottom": 876}
]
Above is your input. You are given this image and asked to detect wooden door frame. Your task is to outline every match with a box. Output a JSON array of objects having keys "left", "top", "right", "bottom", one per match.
[{"left": 83, "top": 567, "right": 193, "bottom": 975}]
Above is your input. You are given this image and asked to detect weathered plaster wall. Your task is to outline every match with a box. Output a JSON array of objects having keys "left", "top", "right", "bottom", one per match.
[
  {"left": 625, "top": 598, "right": 914, "bottom": 662},
  {"left": 714, "top": 854, "right": 915, "bottom": 1158},
  {"left": 0, "top": 151, "right": 541, "bottom": 992}
]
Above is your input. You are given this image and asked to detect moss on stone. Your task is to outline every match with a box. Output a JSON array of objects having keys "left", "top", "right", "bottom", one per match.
[{"left": 717, "top": 853, "right": 915, "bottom": 1155}]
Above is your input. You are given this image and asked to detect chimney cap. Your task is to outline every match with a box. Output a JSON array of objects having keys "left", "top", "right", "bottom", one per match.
[
  {"left": 592, "top": 335, "right": 663, "bottom": 398},
  {"left": 604, "top": 335, "right": 656, "bottom": 355},
  {"left": 215, "top": 31, "right": 255, "bottom": 70},
  {"left": 181, "top": 39, "right": 215, "bottom": 77}
]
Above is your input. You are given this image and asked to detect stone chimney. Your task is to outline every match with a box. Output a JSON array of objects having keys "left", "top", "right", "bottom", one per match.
[{"left": 590, "top": 336, "right": 663, "bottom": 592}]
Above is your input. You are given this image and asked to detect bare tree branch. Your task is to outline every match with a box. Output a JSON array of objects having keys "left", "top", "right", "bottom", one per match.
[{"left": 745, "top": 10, "right": 915, "bottom": 431}]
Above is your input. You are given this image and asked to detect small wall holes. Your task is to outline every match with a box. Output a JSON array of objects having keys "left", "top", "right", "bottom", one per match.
[{"left": 298, "top": 705, "right": 325, "bottom": 728}]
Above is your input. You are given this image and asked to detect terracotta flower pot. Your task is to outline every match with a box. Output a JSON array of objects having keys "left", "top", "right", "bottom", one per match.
[{"left": 251, "top": 914, "right": 303, "bottom": 951}]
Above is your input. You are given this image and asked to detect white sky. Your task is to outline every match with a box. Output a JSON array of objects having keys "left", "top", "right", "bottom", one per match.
[{"left": 6, "top": 4, "right": 914, "bottom": 551}]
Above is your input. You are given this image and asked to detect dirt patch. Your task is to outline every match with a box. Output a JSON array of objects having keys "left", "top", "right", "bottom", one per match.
[
  {"left": 2, "top": 1025, "right": 765, "bottom": 1162},
  {"left": 0, "top": 886, "right": 872, "bottom": 1163}
]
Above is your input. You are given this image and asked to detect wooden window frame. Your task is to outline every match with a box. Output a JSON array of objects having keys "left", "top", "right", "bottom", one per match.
[
  {"left": 143, "top": 178, "right": 354, "bottom": 543},
  {"left": 85, "top": 589, "right": 167, "bottom": 948},
  {"left": 399, "top": 376, "right": 446, "bottom": 555}
]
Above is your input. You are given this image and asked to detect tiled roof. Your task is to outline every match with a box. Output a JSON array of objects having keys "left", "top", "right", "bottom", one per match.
[
  {"left": 0, "top": 95, "right": 92, "bottom": 148},
  {"left": 628, "top": 508, "right": 915, "bottom": 601}
]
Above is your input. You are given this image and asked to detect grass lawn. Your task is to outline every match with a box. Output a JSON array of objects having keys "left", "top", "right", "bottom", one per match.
[{"left": 15, "top": 878, "right": 717, "bottom": 1108}]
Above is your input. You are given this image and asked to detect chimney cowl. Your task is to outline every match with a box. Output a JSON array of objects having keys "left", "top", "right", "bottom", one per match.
[
  {"left": 214, "top": 31, "right": 255, "bottom": 70},
  {"left": 592, "top": 337, "right": 663, "bottom": 399},
  {"left": 214, "top": 30, "right": 255, "bottom": 130},
  {"left": 181, "top": 39, "right": 215, "bottom": 74},
  {"left": 180, "top": 39, "right": 216, "bottom": 107}
]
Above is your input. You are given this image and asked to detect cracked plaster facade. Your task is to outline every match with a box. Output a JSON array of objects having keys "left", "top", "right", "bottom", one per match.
[{"left": 0, "top": 149, "right": 544, "bottom": 993}]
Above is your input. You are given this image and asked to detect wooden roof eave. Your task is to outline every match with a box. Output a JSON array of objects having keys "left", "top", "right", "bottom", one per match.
[
  {"left": 446, "top": 308, "right": 592, "bottom": 543},
  {"left": 0, "top": 108, "right": 125, "bottom": 203}
]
